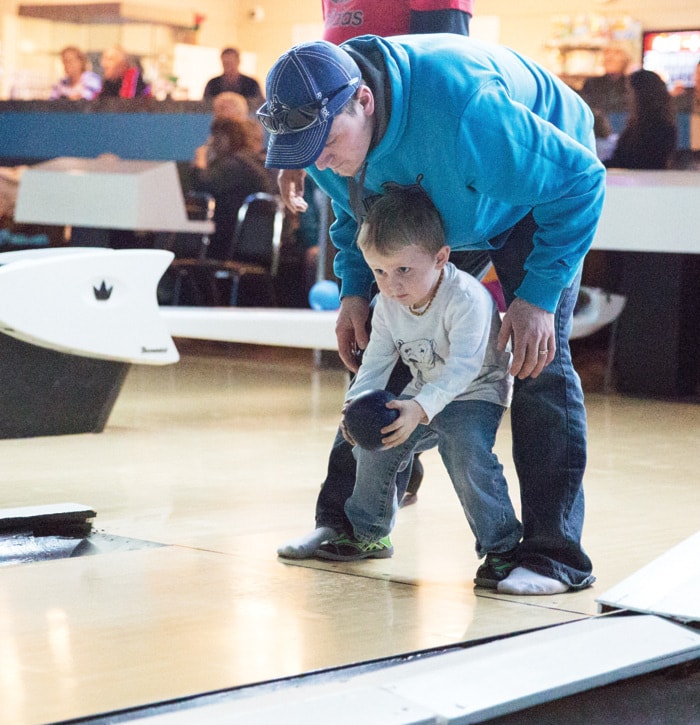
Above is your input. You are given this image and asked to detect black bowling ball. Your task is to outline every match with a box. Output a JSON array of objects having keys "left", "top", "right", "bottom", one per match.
[{"left": 344, "top": 389, "right": 399, "bottom": 450}]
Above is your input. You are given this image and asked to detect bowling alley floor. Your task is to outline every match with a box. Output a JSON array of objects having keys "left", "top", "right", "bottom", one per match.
[{"left": 0, "top": 339, "right": 698, "bottom": 725}]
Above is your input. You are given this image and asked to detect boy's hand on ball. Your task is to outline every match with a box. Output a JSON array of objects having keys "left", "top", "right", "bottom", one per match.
[{"left": 380, "top": 400, "right": 425, "bottom": 448}]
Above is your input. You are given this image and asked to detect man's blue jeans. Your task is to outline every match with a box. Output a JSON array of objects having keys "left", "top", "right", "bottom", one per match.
[
  {"left": 346, "top": 399, "right": 522, "bottom": 558},
  {"left": 489, "top": 213, "right": 595, "bottom": 589}
]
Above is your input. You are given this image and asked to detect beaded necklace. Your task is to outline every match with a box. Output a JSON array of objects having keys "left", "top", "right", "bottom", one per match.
[{"left": 409, "top": 268, "right": 444, "bottom": 317}]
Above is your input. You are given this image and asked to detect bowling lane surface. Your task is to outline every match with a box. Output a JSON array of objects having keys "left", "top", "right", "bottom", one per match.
[{"left": 0, "top": 341, "right": 698, "bottom": 724}]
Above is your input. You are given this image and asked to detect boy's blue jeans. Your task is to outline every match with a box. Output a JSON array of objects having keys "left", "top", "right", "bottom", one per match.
[{"left": 346, "top": 400, "right": 523, "bottom": 558}]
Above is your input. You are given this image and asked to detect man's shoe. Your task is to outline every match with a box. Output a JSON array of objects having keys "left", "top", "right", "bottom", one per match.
[
  {"left": 399, "top": 492, "right": 418, "bottom": 507},
  {"left": 316, "top": 534, "right": 394, "bottom": 561},
  {"left": 474, "top": 548, "right": 518, "bottom": 588}
]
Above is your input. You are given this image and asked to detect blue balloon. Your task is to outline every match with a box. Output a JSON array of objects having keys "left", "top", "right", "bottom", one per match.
[{"left": 309, "top": 280, "right": 340, "bottom": 310}]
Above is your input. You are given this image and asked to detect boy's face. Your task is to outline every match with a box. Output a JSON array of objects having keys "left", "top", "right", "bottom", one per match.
[{"left": 362, "top": 243, "right": 449, "bottom": 310}]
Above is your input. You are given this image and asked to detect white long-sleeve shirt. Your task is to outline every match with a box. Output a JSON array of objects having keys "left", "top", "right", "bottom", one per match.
[{"left": 346, "top": 263, "right": 513, "bottom": 422}]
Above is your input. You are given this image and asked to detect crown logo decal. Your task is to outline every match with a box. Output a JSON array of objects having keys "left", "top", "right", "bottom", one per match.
[{"left": 93, "top": 281, "right": 113, "bottom": 301}]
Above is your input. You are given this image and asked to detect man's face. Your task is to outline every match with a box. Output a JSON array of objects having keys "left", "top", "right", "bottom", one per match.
[
  {"left": 101, "top": 49, "right": 127, "bottom": 80},
  {"left": 221, "top": 52, "right": 240, "bottom": 77},
  {"left": 602, "top": 47, "right": 629, "bottom": 76},
  {"left": 314, "top": 96, "right": 374, "bottom": 177}
]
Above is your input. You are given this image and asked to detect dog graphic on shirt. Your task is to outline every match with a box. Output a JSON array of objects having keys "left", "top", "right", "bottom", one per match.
[{"left": 397, "top": 338, "right": 445, "bottom": 386}]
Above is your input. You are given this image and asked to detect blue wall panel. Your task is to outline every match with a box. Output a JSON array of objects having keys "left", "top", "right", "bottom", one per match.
[{"left": 0, "top": 112, "right": 211, "bottom": 162}]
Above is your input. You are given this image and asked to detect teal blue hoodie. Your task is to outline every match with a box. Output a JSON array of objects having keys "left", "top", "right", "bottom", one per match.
[{"left": 307, "top": 33, "right": 606, "bottom": 313}]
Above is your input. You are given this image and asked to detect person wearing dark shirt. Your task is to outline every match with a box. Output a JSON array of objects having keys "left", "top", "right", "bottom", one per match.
[
  {"left": 606, "top": 69, "right": 677, "bottom": 170},
  {"left": 203, "top": 47, "right": 264, "bottom": 112},
  {"left": 99, "top": 46, "right": 150, "bottom": 98},
  {"left": 191, "top": 118, "right": 274, "bottom": 260},
  {"left": 580, "top": 41, "right": 632, "bottom": 114}
]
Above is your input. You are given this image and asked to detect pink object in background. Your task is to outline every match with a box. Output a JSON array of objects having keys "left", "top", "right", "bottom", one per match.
[{"left": 483, "top": 279, "right": 506, "bottom": 312}]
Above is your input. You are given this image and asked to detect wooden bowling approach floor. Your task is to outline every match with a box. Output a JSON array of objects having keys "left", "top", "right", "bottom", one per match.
[{"left": 0, "top": 340, "right": 698, "bottom": 724}]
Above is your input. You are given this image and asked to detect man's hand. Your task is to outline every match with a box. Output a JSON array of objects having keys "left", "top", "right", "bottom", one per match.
[
  {"left": 336, "top": 296, "right": 370, "bottom": 372},
  {"left": 193, "top": 144, "right": 208, "bottom": 169},
  {"left": 278, "top": 169, "right": 308, "bottom": 213},
  {"left": 339, "top": 402, "right": 357, "bottom": 447},
  {"left": 379, "top": 399, "right": 425, "bottom": 448},
  {"left": 498, "top": 297, "right": 555, "bottom": 379}
]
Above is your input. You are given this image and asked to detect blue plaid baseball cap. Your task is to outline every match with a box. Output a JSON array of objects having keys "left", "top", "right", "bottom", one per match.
[{"left": 257, "top": 40, "right": 361, "bottom": 169}]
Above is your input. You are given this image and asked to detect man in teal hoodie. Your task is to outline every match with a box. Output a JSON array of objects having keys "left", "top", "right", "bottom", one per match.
[{"left": 259, "top": 35, "right": 605, "bottom": 595}]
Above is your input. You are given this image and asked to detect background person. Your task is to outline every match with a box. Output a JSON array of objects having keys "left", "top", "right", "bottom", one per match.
[
  {"left": 584, "top": 69, "right": 678, "bottom": 299},
  {"left": 580, "top": 40, "right": 632, "bottom": 115},
  {"left": 261, "top": 35, "right": 605, "bottom": 595},
  {"left": 50, "top": 46, "right": 101, "bottom": 101},
  {"left": 99, "top": 46, "right": 150, "bottom": 98},
  {"left": 193, "top": 91, "right": 263, "bottom": 170},
  {"left": 606, "top": 69, "right": 677, "bottom": 170},
  {"left": 191, "top": 118, "right": 274, "bottom": 261},
  {"left": 322, "top": 0, "right": 474, "bottom": 43},
  {"left": 203, "top": 47, "right": 264, "bottom": 112}
]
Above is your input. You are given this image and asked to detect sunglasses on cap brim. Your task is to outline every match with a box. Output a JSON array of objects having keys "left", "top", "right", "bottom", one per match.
[{"left": 257, "top": 79, "right": 359, "bottom": 135}]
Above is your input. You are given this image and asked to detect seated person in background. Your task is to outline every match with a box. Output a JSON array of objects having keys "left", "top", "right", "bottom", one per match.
[
  {"left": 203, "top": 47, "right": 264, "bottom": 112},
  {"left": 211, "top": 91, "right": 249, "bottom": 120},
  {"left": 606, "top": 69, "right": 677, "bottom": 170},
  {"left": 99, "top": 46, "right": 150, "bottom": 98},
  {"left": 190, "top": 118, "right": 274, "bottom": 260},
  {"left": 50, "top": 46, "right": 101, "bottom": 100},
  {"left": 580, "top": 40, "right": 632, "bottom": 114},
  {"left": 194, "top": 91, "right": 265, "bottom": 169}
]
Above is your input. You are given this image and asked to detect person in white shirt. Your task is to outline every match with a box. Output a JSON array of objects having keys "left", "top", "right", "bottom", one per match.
[
  {"left": 50, "top": 46, "right": 101, "bottom": 100},
  {"left": 314, "top": 182, "right": 522, "bottom": 590}
]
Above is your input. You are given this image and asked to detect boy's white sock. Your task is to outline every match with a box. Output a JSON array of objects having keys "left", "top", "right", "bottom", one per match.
[
  {"left": 277, "top": 527, "right": 338, "bottom": 559},
  {"left": 496, "top": 566, "right": 569, "bottom": 595}
]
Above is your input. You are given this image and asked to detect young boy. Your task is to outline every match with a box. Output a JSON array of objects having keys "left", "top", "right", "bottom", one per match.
[{"left": 314, "top": 183, "right": 522, "bottom": 589}]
